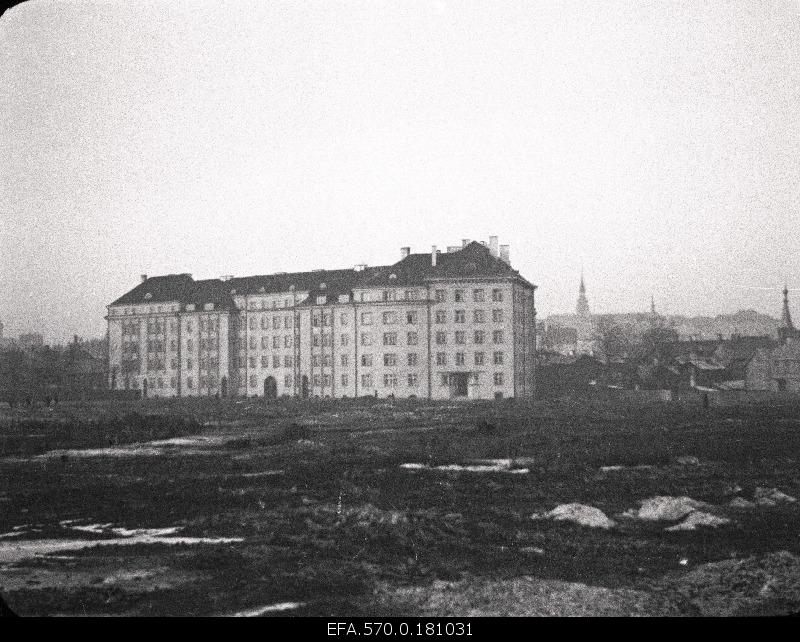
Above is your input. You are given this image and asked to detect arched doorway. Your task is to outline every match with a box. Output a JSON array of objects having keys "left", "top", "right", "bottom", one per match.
[
  {"left": 264, "top": 376, "right": 277, "bottom": 400},
  {"left": 301, "top": 375, "right": 309, "bottom": 399},
  {"left": 220, "top": 376, "right": 228, "bottom": 398}
]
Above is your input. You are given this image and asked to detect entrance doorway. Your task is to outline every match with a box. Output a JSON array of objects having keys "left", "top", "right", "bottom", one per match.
[
  {"left": 264, "top": 376, "right": 277, "bottom": 400},
  {"left": 450, "top": 373, "right": 469, "bottom": 398}
]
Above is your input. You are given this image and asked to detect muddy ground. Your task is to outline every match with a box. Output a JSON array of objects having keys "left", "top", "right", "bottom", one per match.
[{"left": 1, "top": 396, "right": 800, "bottom": 616}]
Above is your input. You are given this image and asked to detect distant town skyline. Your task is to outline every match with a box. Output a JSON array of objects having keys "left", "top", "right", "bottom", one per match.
[{"left": 2, "top": 1, "right": 798, "bottom": 343}]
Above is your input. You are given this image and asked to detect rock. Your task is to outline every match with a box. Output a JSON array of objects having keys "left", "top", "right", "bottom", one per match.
[
  {"left": 753, "top": 487, "right": 797, "bottom": 506},
  {"left": 533, "top": 503, "right": 616, "bottom": 530},
  {"left": 665, "top": 511, "right": 731, "bottom": 531},
  {"left": 729, "top": 497, "right": 756, "bottom": 509},
  {"left": 622, "top": 496, "right": 707, "bottom": 521}
]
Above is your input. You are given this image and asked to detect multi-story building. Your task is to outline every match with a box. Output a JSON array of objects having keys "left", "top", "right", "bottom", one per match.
[{"left": 106, "top": 237, "right": 537, "bottom": 400}]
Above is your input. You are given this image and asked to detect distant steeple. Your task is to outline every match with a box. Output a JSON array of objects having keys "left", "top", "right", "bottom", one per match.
[
  {"left": 781, "top": 285, "right": 794, "bottom": 330},
  {"left": 576, "top": 271, "right": 590, "bottom": 317}
]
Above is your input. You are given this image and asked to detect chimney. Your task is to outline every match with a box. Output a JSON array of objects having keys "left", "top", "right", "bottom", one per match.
[
  {"left": 401, "top": 247, "right": 410, "bottom": 259},
  {"left": 500, "top": 245, "right": 510, "bottom": 265},
  {"left": 489, "top": 236, "right": 499, "bottom": 257},
  {"left": 431, "top": 246, "right": 437, "bottom": 267},
  {"left": 462, "top": 238, "right": 470, "bottom": 248},
  {"left": 140, "top": 274, "right": 148, "bottom": 283}
]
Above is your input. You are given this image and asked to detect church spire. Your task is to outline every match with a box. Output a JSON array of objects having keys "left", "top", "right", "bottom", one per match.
[
  {"left": 781, "top": 285, "right": 794, "bottom": 331},
  {"left": 576, "top": 271, "right": 590, "bottom": 317}
]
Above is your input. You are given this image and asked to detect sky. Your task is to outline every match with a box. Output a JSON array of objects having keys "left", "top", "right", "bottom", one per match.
[{"left": 1, "top": 0, "right": 799, "bottom": 344}]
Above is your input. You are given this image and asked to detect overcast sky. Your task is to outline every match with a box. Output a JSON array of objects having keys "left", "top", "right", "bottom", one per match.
[{"left": 2, "top": 0, "right": 799, "bottom": 343}]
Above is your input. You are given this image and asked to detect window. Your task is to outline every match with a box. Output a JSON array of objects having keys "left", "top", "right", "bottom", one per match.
[
  {"left": 171, "top": 358, "right": 178, "bottom": 369},
  {"left": 272, "top": 317, "right": 280, "bottom": 330},
  {"left": 341, "top": 374, "right": 348, "bottom": 387},
  {"left": 454, "top": 310, "right": 466, "bottom": 323},
  {"left": 436, "top": 331, "right": 447, "bottom": 345},
  {"left": 361, "top": 354, "right": 373, "bottom": 367},
  {"left": 249, "top": 375, "right": 257, "bottom": 387},
  {"left": 493, "top": 330, "right": 504, "bottom": 344},
  {"left": 492, "top": 288, "right": 503, "bottom": 302},
  {"left": 407, "top": 331, "right": 419, "bottom": 346},
  {"left": 341, "top": 334, "right": 350, "bottom": 346},
  {"left": 474, "top": 330, "right": 485, "bottom": 344},
  {"left": 407, "top": 353, "right": 418, "bottom": 367},
  {"left": 170, "top": 377, "right": 176, "bottom": 388},
  {"left": 408, "top": 373, "right": 418, "bottom": 386},
  {"left": 312, "top": 355, "right": 321, "bottom": 367},
  {"left": 170, "top": 340, "right": 177, "bottom": 351},
  {"left": 187, "top": 359, "right": 193, "bottom": 370},
  {"left": 406, "top": 311, "right": 418, "bottom": 324},
  {"left": 285, "top": 355, "right": 293, "bottom": 367},
  {"left": 440, "top": 373, "right": 449, "bottom": 386},
  {"left": 288, "top": 316, "right": 295, "bottom": 328},
  {"left": 187, "top": 339, "right": 193, "bottom": 351},
  {"left": 493, "top": 351, "right": 504, "bottom": 365},
  {"left": 492, "top": 309, "right": 504, "bottom": 323},
  {"left": 249, "top": 356, "right": 256, "bottom": 368},
  {"left": 383, "top": 353, "right": 397, "bottom": 366},
  {"left": 261, "top": 336, "right": 269, "bottom": 349},
  {"left": 249, "top": 337, "right": 256, "bottom": 350},
  {"left": 323, "top": 374, "right": 331, "bottom": 387},
  {"left": 321, "top": 354, "right": 330, "bottom": 367},
  {"left": 473, "top": 309, "right": 485, "bottom": 323},
  {"left": 341, "top": 354, "right": 349, "bottom": 367},
  {"left": 361, "top": 334, "right": 373, "bottom": 346},
  {"left": 475, "top": 352, "right": 485, "bottom": 365},
  {"left": 454, "top": 289, "right": 464, "bottom": 302},
  {"left": 261, "top": 316, "right": 268, "bottom": 330},
  {"left": 340, "top": 313, "right": 349, "bottom": 325},
  {"left": 455, "top": 331, "right": 466, "bottom": 345},
  {"left": 361, "top": 374, "right": 373, "bottom": 388},
  {"left": 261, "top": 356, "right": 268, "bottom": 367},
  {"left": 436, "top": 352, "right": 446, "bottom": 366},
  {"left": 187, "top": 377, "right": 193, "bottom": 389},
  {"left": 382, "top": 311, "right": 397, "bottom": 324},
  {"left": 455, "top": 352, "right": 465, "bottom": 366},
  {"left": 312, "top": 375, "right": 321, "bottom": 387},
  {"left": 285, "top": 375, "right": 292, "bottom": 388},
  {"left": 285, "top": 335, "right": 293, "bottom": 348},
  {"left": 404, "top": 290, "right": 418, "bottom": 301},
  {"left": 383, "top": 373, "right": 398, "bottom": 387},
  {"left": 473, "top": 289, "right": 485, "bottom": 302},
  {"left": 361, "top": 312, "right": 373, "bottom": 325},
  {"left": 273, "top": 336, "right": 280, "bottom": 349},
  {"left": 273, "top": 356, "right": 280, "bottom": 368},
  {"left": 435, "top": 310, "right": 446, "bottom": 324},
  {"left": 435, "top": 290, "right": 446, "bottom": 302},
  {"left": 494, "top": 372, "right": 504, "bottom": 386},
  {"left": 249, "top": 317, "right": 256, "bottom": 330},
  {"left": 383, "top": 332, "right": 397, "bottom": 346},
  {"left": 312, "top": 314, "right": 321, "bottom": 328}
]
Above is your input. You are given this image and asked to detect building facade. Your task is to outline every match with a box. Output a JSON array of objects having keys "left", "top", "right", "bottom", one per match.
[{"left": 106, "top": 238, "right": 537, "bottom": 400}]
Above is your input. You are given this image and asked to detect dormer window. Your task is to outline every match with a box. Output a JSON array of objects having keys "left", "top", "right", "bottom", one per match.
[
  {"left": 230, "top": 289, "right": 237, "bottom": 295},
  {"left": 204, "top": 303, "right": 214, "bottom": 311},
  {"left": 186, "top": 304, "right": 196, "bottom": 312},
  {"left": 320, "top": 283, "right": 327, "bottom": 290},
  {"left": 389, "top": 273, "right": 397, "bottom": 280},
  {"left": 144, "top": 293, "right": 153, "bottom": 300}
]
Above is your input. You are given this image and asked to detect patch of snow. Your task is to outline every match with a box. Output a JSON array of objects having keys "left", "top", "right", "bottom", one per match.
[
  {"left": 400, "top": 462, "right": 528, "bottom": 474},
  {"left": 38, "top": 446, "right": 165, "bottom": 458},
  {"left": 753, "top": 487, "right": 797, "bottom": 506},
  {"left": 240, "top": 470, "right": 284, "bottom": 478},
  {"left": 400, "top": 463, "right": 427, "bottom": 470},
  {"left": 533, "top": 503, "right": 616, "bottom": 529},
  {"left": 665, "top": 511, "right": 731, "bottom": 531},
  {"left": 622, "top": 496, "right": 707, "bottom": 521},
  {"left": 729, "top": 497, "right": 756, "bottom": 509},
  {"left": 675, "top": 455, "right": 700, "bottom": 466}
]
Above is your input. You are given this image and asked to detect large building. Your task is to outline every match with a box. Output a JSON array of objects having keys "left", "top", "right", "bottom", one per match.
[{"left": 106, "top": 238, "right": 537, "bottom": 400}]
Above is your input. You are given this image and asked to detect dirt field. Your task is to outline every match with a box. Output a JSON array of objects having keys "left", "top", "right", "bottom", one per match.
[{"left": 2, "top": 396, "right": 800, "bottom": 616}]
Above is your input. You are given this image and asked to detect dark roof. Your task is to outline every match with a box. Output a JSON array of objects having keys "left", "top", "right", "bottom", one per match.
[
  {"left": 111, "top": 274, "right": 193, "bottom": 306},
  {"left": 110, "top": 243, "right": 535, "bottom": 309},
  {"left": 360, "top": 242, "right": 533, "bottom": 289}
]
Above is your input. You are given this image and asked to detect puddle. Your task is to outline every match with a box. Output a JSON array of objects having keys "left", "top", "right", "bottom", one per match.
[
  {"left": 401, "top": 462, "right": 529, "bottom": 474},
  {"left": 230, "top": 601, "right": 305, "bottom": 617},
  {"left": 0, "top": 522, "right": 243, "bottom": 564}
]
